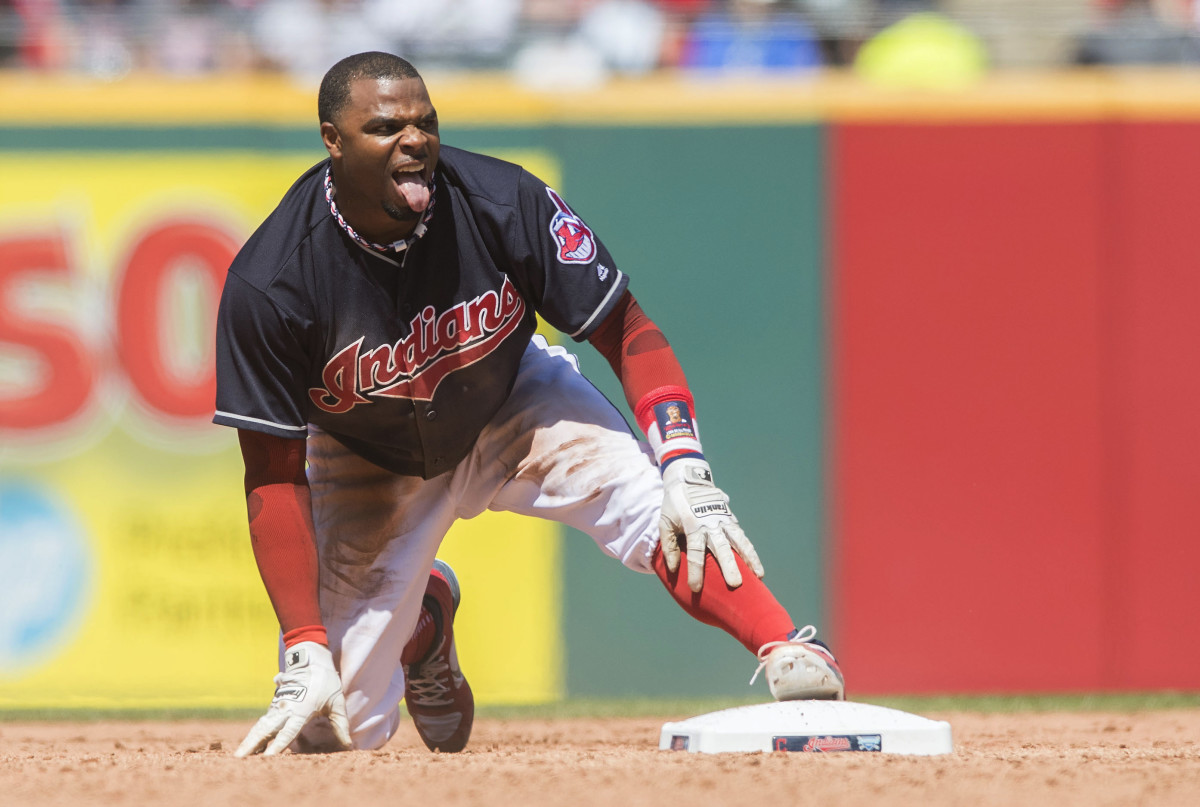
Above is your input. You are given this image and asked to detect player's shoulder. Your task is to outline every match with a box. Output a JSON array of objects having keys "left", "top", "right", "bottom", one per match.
[
  {"left": 227, "top": 159, "right": 333, "bottom": 291},
  {"left": 437, "top": 145, "right": 537, "bottom": 208}
]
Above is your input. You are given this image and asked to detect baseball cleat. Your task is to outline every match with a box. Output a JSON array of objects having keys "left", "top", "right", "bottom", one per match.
[
  {"left": 750, "top": 625, "right": 846, "bottom": 701},
  {"left": 404, "top": 559, "right": 474, "bottom": 752}
]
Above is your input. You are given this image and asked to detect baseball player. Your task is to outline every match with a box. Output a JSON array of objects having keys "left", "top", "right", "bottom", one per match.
[{"left": 215, "top": 51, "right": 844, "bottom": 757}]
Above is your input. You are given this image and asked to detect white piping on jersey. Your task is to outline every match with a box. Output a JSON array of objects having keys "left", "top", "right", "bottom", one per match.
[
  {"left": 324, "top": 166, "right": 435, "bottom": 254},
  {"left": 569, "top": 268, "right": 626, "bottom": 339},
  {"left": 214, "top": 410, "right": 308, "bottom": 431}
]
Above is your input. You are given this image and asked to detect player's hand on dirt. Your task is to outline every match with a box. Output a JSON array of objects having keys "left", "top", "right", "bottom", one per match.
[
  {"left": 658, "top": 457, "right": 764, "bottom": 593},
  {"left": 234, "top": 641, "right": 353, "bottom": 757}
]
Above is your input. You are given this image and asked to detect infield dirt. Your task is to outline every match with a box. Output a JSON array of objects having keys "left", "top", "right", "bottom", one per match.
[{"left": 2, "top": 709, "right": 1198, "bottom": 806}]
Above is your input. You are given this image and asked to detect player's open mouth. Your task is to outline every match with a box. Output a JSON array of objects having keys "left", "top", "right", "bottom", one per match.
[{"left": 392, "top": 163, "right": 430, "bottom": 212}]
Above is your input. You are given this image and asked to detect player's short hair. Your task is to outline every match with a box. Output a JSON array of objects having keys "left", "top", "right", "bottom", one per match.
[{"left": 318, "top": 52, "right": 422, "bottom": 125}]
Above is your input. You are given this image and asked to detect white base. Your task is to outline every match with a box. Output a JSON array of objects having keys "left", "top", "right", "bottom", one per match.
[{"left": 660, "top": 700, "right": 953, "bottom": 755}]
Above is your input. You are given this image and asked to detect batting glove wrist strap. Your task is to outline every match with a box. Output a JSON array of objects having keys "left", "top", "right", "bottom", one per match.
[
  {"left": 234, "top": 641, "right": 353, "bottom": 757},
  {"left": 658, "top": 457, "right": 765, "bottom": 593}
]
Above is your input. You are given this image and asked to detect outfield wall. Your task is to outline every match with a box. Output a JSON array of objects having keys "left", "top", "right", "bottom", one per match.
[
  {"left": 832, "top": 118, "right": 1200, "bottom": 692},
  {"left": 0, "top": 72, "right": 1197, "bottom": 704}
]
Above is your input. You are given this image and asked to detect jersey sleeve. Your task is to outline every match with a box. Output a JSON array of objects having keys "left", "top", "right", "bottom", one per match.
[
  {"left": 213, "top": 271, "right": 312, "bottom": 439},
  {"left": 511, "top": 170, "right": 629, "bottom": 341}
]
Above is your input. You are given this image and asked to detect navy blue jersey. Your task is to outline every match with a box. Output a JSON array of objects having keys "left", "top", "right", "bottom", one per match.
[{"left": 214, "top": 146, "right": 628, "bottom": 478}]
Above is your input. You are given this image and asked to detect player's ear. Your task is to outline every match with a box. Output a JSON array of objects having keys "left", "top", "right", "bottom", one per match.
[{"left": 320, "top": 121, "right": 343, "bottom": 159}]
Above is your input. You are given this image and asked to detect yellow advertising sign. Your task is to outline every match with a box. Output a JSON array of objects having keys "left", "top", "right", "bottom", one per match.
[{"left": 0, "top": 151, "right": 563, "bottom": 707}]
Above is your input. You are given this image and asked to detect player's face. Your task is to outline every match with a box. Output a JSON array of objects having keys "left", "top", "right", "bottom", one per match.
[{"left": 321, "top": 76, "right": 440, "bottom": 242}]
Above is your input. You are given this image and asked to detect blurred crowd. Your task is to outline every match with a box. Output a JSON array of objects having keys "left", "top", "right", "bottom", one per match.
[{"left": 2, "top": 0, "right": 1200, "bottom": 81}]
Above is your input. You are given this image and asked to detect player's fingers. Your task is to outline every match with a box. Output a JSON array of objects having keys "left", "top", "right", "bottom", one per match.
[
  {"left": 726, "top": 522, "right": 764, "bottom": 579},
  {"left": 327, "top": 694, "right": 354, "bottom": 751},
  {"left": 685, "top": 525, "right": 708, "bottom": 593},
  {"left": 263, "top": 713, "right": 309, "bottom": 756},
  {"left": 658, "top": 517, "right": 681, "bottom": 573},
  {"left": 707, "top": 528, "right": 743, "bottom": 590},
  {"left": 234, "top": 729, "right": 268, "bottom": 758},
  {"left": 235, "top": 711, "right": 285, "bottom": 758},
  {"left": 686, "top": 552, "right": 706, "bottom": 592}
]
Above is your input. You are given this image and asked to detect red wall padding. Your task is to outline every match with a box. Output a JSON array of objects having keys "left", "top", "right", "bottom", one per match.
[
  {"left": 1103, "top": 122, "right": 1200, "bottom": 688},
  {"left": 827, "top": 121, "right": 1193, "bottom": 693}
]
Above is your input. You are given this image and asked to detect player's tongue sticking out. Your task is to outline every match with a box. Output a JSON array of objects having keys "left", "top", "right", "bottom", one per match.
[{"left": 395, "top": 173, "right": 431, "bottom": 213}]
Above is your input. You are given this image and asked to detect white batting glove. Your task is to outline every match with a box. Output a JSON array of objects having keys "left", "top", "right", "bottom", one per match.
[
  {"left": 234, "top": 641, "right": 353, "bottom": 757},
  {"left": 658, "top": 457, "right": 765, "bottom": 593}
]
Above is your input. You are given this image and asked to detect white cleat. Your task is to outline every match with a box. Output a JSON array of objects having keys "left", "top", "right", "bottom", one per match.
[{"left": 750, "top": 625, "right": 846, "bottom": 701}]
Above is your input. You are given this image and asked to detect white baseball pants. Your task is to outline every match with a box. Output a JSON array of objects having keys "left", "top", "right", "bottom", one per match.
[{"left": 297, "top": 335, "right": 662, "bottom": 750}]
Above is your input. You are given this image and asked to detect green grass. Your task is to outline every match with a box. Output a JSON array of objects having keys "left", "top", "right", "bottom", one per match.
[
  {"left": 2, "top": 692, "right": 1199, "bottom": 723},
  {"left": 475, "top": 691, "right": 1200, "bottom": 719},
  {"left": 0, "top": 706, "right": 265, "bottom": 723},
  {"left": 861, "top": 691, "right": 1200, "bottom": 714}
]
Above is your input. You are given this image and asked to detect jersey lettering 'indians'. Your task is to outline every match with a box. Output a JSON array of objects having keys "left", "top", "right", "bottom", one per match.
[{"left": 309, "top": 276, "right": 526, "bottom": 411}]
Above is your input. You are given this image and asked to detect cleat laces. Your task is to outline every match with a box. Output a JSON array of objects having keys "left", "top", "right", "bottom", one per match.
[
  {"left": 749, "top": 624, "right": 819, "bottom": 685},
  {"left": 407, "top": 657, "right": 454, "bottom": 707}
]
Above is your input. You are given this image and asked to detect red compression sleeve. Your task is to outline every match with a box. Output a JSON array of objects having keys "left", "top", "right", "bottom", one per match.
[
  {"left": 238, "top": 429, "right": 326, "bottom": 648},
  {"left": 588, "top": 292, "right": 704, "bottom": 466},
  {"left": 587, "top": 291, "right": 688, "bottom": 410}
]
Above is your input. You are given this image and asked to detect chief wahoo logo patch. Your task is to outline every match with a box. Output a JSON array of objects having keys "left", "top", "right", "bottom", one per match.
[{"left": 546, "top": 187, "right": 597, "bottom": 264}]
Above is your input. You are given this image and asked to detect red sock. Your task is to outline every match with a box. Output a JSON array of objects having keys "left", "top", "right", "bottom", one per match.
[{"left": 653, "top": 546, "right": 796, "bottom": 655}]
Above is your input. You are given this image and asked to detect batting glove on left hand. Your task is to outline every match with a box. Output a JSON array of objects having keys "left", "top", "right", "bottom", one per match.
[
  {"left": 234, "top": 641, "right": 353, "bottom": 757},
  {"left": 658, "top": 457, "right": 765, "bottom": 593}
]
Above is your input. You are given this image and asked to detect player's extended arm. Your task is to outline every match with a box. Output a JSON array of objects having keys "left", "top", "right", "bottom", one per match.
[
  {"left": 232, "top": 429, "right": 351, "bottom": 756},
  {"left": 587, "top": 292, "right": 764, "bottom": 592}
]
